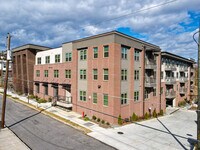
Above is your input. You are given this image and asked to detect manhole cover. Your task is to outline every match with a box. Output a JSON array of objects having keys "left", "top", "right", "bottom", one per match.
[
  {"left": 117, "top": 132, "right": 124, "bottom": 134},
  {"left": 83, "top": 122, "right": 94, "bottom": 127}
]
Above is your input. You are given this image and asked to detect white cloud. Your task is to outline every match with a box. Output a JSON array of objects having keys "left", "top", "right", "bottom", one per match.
[{"left": 0, "top": 0, "right": 199, "bottom": 59}]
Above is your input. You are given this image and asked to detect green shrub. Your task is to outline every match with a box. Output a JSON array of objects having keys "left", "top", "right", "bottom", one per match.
[
  {"left": 106, "top": 122, "right": 110, "bottom": 126},
  {"left": 92, "top": 115, "right": 97, "bottom": 120},
  {"left": 178, "top": 101, "right": 186, "bottom": 107},
  {"left": 37, "top": 98, "right": 47, "bottom": 103},
  {"left": 6, "top": 94, "right": 11, "bottom": 97},
  {"left": 101, "top": 120, "right": 105, "bottom": 124},
  {"left": 48, "top": 97, "right": 52, "bottom": 102},
  {"left": 159, "top": 109, "right": 164, "bottom": 116},
  {"left": 97, "top": 118, "right": 101, "bottom": 122},
  {"left": 132, "top": 112, "right": 138, "bottom": 121},
  {"left": 84, "top": 117, "right": 90, "bottom": 121},
  {"left": 12, "top": 97, "right": 19, "bottom": 100},
  {"left": 144, "top": 112, "right": 149, "bottom": 120},
  {"left": 153, "top": 109, "right": 157, "bottom": 118},
  {"left": 28, "top": 94, "right": 35, "bottom": 99},
  {"left": 118, "top": 115, "right": 123, "bottom": 125}
]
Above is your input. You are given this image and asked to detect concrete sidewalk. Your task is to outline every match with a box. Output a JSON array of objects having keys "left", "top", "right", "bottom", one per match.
[
  {"left": 0, "top": 128, "right": 30, "bottom": 150},
  {"left": 1, "top": 88, "right": 197, "bottom": 150}
]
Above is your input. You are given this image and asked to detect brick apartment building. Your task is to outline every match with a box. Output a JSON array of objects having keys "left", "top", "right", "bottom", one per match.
[
  {"left": 12, "top": 31, "right": 195, "bottom": 124},
  {"left": 34, "top": 31, "right": 162, "bottom": 124},
  {"left": 161, "top": 52, "right": 195, "bottom": 107},
  {"left": 12, "top": 44, "right": 50, "bottom": 94}
]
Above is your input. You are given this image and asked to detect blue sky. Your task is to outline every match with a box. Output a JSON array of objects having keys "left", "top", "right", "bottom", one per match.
[{"left": 0, "top": 0, "right": 199, "bottom": 60}]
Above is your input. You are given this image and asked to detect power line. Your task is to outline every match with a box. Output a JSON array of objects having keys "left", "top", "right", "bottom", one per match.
[{"left": 82, "top": 0, "right": 179, "bottom": 28}]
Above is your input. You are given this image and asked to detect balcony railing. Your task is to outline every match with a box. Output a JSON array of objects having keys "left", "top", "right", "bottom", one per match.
[
  {"left": 179, "top": 87, "right": 187, "bottom": 94},
  {"left": 145, "top": 59, "right": 156, "bottom": 70},
  {"left": 179, "top": 67, "right": 187, "bottom": 72},
  {"left": 165, "top": 65, "right": 176, "bottom": 71},
  {"left": 165, "top": 77, "right": 176, "bottom": 85},
  {"left": 179, "top": 77, "right": 187, "bottom": 83},
  {"left": 52, "top": 95, "right": 72, "bottom": 108},
  {"left": 165, "top": 90, "right": 176, "bottom": 99},
  {"left": 145, "top": 77, "right": 156, "bottom": 87}
]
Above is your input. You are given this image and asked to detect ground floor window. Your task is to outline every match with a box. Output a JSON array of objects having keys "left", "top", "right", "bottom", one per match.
[{"left": 103, "top": 94, "right": 108, "bottom": 106}]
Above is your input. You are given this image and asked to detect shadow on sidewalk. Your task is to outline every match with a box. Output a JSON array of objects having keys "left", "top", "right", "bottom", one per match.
[{"left": 134, "top": 119, "right": 197, "bottom": 150}]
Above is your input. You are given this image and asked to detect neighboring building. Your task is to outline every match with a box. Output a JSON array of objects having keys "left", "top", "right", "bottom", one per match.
[
  {"left": 0, "top": 59, "right": 12, "bottom": 86},
  {"left": 161, "top": 52, "right": 195, "bottom": 107},
  {"left": 12, "top": 44, "right": 50, "bottom": 94},
  {"left": 34, "top": 31, "right": 162, "bottom": 124}
]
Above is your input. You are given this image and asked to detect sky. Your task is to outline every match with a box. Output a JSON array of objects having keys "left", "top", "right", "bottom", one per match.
[{"left": 0, "top": 0, "right": 199, "bottom": 60}]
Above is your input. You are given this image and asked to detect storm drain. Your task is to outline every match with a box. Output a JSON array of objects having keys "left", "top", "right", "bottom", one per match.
[
  {"left": 117, "top": 131, "right": 124, "bottom": 134},
  {"left": 83, "top": 122, "right": 94, "bottom": 127}
]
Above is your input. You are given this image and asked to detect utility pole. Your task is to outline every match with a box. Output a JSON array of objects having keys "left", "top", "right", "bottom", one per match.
[
  {"left": 193, "top": 21, "right": 200, "bottom": 149},
  {"left": 1, "top": 33, "right": 11, "bottom": 128}
]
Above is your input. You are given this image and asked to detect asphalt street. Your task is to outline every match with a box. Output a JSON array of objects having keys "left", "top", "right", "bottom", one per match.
[{"left": 0, "top": 96, "right": 116, "bottom": 150}]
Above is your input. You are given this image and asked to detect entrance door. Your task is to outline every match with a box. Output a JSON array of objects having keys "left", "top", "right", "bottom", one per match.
[
  {"left": 66, "top": 90, "right": 71, "bottom": 103},
  {"left": 53, "top": 86, "right": 58, "bottom": 97}
]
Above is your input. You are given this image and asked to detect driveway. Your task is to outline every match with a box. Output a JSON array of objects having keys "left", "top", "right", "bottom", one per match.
[{"left": 88, "top": 109, "right": 197, "bottom": 150}]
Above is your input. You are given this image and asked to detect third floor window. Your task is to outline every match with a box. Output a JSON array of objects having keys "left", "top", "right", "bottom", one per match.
[
  {"left": 104, "top": 45, "right": 109, "bottom": 57},
  {"left": 45, "top": 56, "right": 50, "bottom": 64},
  {"left": 134, "top": 50, "right": 140, "bottom": 61},
  {"left": 121, "top": 47, "right": 128, "bottom": 59},
  {"left": 93, "top": 47, "right": 98, "bottom": 58},
  {"left": 66, "top": 52, "right": 72, "bottom": 62},
  {"left": 80, "top": 49, "right": 87, "bottom": 60},
  {"left": 37, "top": 57, "right": 41, "bottom": 64},
  {"left": 55, "top": 54, "right": 60, "bottom": 63}
]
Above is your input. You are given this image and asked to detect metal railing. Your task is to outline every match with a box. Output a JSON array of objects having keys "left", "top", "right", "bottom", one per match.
[
  {"left": 179, "top": 77, "right": 187, "bottom": 83},
  {"left": 165, "top": 77, "right": 176, "bottom": 85},
  {"left": 145, "top": 59, "right": 156, "bottom": 69},
  {"left": 145, "top": 77, "right": 156, "bottom": 87},
  {"left": 165, "top": 90, "right": 176, "bottom": 98},
  {"left": 165, "top": 65, "right": 176, "bottom": 71},
  {"left": 52, "top": 95, "right": 72, "bottom": 108},
  {"left": 179, "top": 87, "right": 187, "bottom": 94}
]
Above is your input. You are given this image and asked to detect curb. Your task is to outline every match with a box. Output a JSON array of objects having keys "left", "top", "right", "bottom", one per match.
[{"left": 5, "top": 95, "right": 92, "bottom": 134}]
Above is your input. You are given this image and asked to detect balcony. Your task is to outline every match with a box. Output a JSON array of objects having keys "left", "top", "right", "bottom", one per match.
[
  {"left": 165, "top": 90, "right": 176, "bottom": 99},
  {"left": 145, "top": 77, "right": 156, "bottom": 88},
  {"left": 179, "top": 87, "right": 187, "bottom": 94},
  {"left": 165, "top": 65, "right": 176, "bottom": 71},
  {"left": 145, "top": 59, "right": 156, "bottom": 70},
  {"left": 179, "top": 67, "right": 187, "bottom": 72},
  {"left": 179, "top": 77, "right": 187, "bottom": 83},
  {"left": 165, "top": 77, "right": 176, "bottom": 85},
  {"left": 191, "top": 76, "right": 194, "bottom": 81}
]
